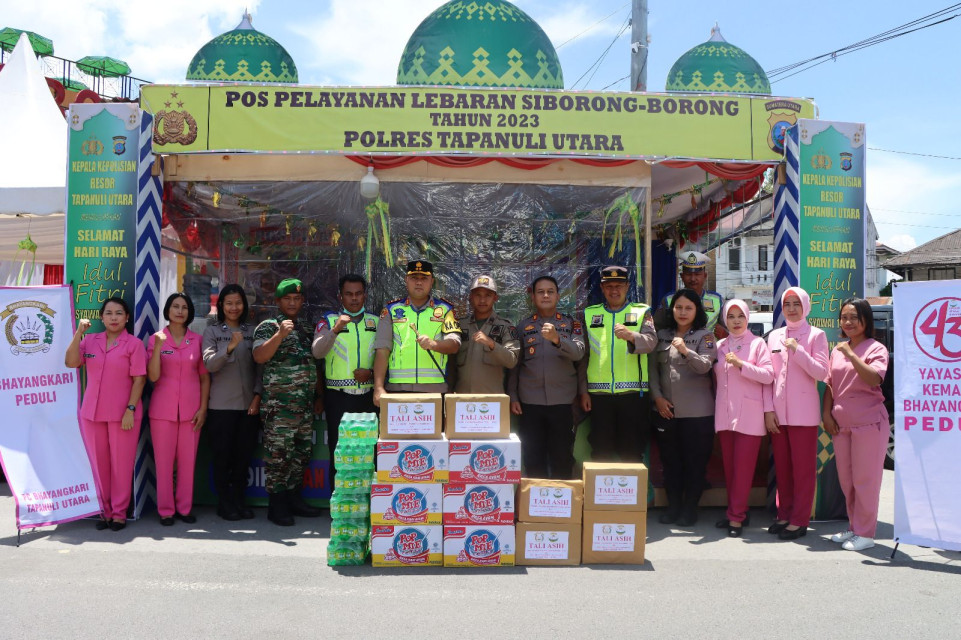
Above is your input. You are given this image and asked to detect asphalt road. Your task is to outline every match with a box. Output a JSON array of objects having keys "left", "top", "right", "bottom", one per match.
[{"left": 1, "top": 471, "right": 958, "bottom": 640}]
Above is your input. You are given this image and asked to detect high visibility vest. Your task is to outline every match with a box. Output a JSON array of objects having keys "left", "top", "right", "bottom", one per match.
[
  {"left": 323, "top": 312, "right": 378, "bottom": 391},
  {"left": 584, "top": 302, "right": 650, "bottom": 394},
  {"left": 386, "top": 298, "right": 458, "bottom": 385}
]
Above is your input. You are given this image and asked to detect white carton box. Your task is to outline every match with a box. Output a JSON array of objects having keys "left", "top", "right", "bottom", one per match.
[
  {"left": 443, "top": 483, "right": 516, "bottom": 525},
  {"left": 376, "top": 437, "right": 449, "bottom": 483},
  {"left": 370, "top": 525, "right": 443, "bottom": 567},
  {"left": 448, "top": 434, "right": 522, "bottom": 484},
  {"left": 443, "top": 525, "right": 516, "bottom": 567},
  {"left": 370, "top": 483, "right": 443, "bottom": 525}
]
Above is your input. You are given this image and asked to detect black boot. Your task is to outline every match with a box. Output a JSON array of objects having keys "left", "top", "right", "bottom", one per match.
[
  {"left": 267, "top": 492, "right": 294, "bottom": 527},
  {"left": 287, "top": 488, "right": 322, "bottom": 518},
  {"left": 216, "top": 486, "right": 242, "bottom": 521},
  {"left": 677, "top": 500, "right": 699, "bottom": 527},
  {"left": 658, "top": 492, "right": 683, "bottom": 524},
  {"left": 234, "top": 484, "right": 255, "bottom": 520}
]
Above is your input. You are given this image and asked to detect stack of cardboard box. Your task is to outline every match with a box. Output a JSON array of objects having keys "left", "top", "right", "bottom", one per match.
[
  {"left": 371, "top": 394, "right": 446, "bottom": 567},
  {"left": 515, "top": 478, "right": 585, "bottom": 566},
  {"left": 580, "top": 462, "right": 648, "bottom": 565},
  {"left": 442, "top": 394, "right": 520, "bottom": 568}
]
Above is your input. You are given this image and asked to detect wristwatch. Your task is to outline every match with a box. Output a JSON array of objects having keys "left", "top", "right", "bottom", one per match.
[{"left": 126, "top": 404, "right": 136, "bottom": 411}]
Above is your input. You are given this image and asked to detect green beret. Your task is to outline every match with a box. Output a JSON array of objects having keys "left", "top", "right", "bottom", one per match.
[{"left": 275, "top": 278, "right": 303, "bottom": 298}]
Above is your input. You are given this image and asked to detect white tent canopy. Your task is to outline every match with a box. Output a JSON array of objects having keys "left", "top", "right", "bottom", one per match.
[{"left": 0, "top": 33, "right": 67, "bottom": 264}]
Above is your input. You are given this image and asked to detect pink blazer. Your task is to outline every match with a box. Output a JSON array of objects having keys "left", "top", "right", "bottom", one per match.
[
  {"left": 79, "top": 331, "right": 147, "bottom": 421},
  {"left": 762, "top": 324, "right": 829, "bottom": 427},
  {"left": 714, "top": 334, "right": 774, "bottom": 436},
  {"left": 147, "top": 327, "right": 207, "bottom": 421}
]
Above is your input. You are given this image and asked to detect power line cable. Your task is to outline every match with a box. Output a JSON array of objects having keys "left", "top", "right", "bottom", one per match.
[
  {"left": 555, "top": 3, "right": 630, "bottom": 50},
  {"left": 570, "top": 15, "right": 630, "bottom": 89},
  {"left": 868, "top": 147, "right": 961, "bottom": 161}
]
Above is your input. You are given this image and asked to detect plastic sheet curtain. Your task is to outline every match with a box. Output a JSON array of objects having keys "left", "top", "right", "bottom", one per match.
[{"left": 163, "top": 180, "right": 648, "bottom": 323}]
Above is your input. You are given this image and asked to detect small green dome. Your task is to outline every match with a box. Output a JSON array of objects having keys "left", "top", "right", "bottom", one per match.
[
  {"left": 397, "top": 0, "right": 563, "bottom": 89},
  {"left": 666, "top": 25, "right": 770, "bottom": 95},
  {"left": 186, "top": 13, "right": 297, "bottom": 84}
]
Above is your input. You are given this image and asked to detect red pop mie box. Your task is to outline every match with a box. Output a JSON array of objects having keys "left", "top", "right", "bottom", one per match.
[
  {"left": 448, "top": 434, "right": 522, "bottom": 484},
  {"left": 442, "top": 483, "right": 516, "bottom": 525}
]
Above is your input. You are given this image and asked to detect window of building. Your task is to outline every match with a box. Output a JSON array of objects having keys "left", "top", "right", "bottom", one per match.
[
  {"left": 928, "top": 267, "right": 956, "bottom": 280},
  {"left": 758, "top": 244, "right": 769, "bottom": 271},
  {"left": 729, "top": 238, "right": 741, "bottom": 271}
]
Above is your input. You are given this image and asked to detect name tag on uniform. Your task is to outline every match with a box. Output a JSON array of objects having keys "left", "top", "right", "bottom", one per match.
[
  {"left": 161, "top": 349, "right": 174, "bottom": 355},
  {"left": 590, "top": 314, "right": 604, "bottom": 328},
  {"left": 703, "top": 300, "right": 715, "bottom": 312},
  {"left": 624, "top": 313, "right": 638, "bottom": 326},
  {"left": 83, "top": 353, "right": 96, "bottom": 358},
  {"left": 365, "top": 319, "right": 377, "bottom": 331},
  {"left": 772, "top": 348, "right": 782, "bottom": 353},
  {"left": 490, "top": 325, "right": 503, "bottom": 339}
]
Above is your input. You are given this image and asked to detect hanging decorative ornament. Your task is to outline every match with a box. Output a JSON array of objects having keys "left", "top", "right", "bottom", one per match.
[
  {"left": 357, "top": 236, "right": 366, "bottom": 251},
  {"left": 285, "top": 214, "right": 292, "bottom": 236},
  {"left": 308, "top": 221, "right": 318, "bottom": 241},
  {"left": 233, "top": 236, "right": 245, "bottom": 249},
  {"left": 331, "top": 227, "right": 341, "bottom": 247},
  {"left": 601, "top": 193, "right": 643, "bottom": 268},
  {"left": 238, "top": 195, "right": 250, "bottom": 209},
  {"left": 260, "top": 209, "right": 267, "bottom": 227},
  {"left": 212, "top": 191, "right": 221, "bottom": 208},
  {"left": 14, "top": 233, "right": 38, "bottom": 286},
  {"left": 690, "top": 191, "right": 698, "bottom": 211},
  {"left": 364, "top": 196, "right": 394, "bottom": 278}
]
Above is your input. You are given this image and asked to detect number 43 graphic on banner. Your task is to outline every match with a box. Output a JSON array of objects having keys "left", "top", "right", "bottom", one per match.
[{"left": 914, "top": 297, "right": 961, "bottom": 362}]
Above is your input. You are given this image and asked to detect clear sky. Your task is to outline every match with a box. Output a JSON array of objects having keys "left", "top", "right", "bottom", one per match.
[{"left": 6, "top": 0, "right": 959, "bottom": 252}]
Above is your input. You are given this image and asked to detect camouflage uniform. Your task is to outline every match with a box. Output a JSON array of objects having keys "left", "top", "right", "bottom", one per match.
[{"left": 253, "top": 314, "right": 317, "bottom": 494}]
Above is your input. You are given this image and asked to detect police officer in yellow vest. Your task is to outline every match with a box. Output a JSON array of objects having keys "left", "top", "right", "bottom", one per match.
[
  {"left": 654, "top": 250, "right": 725, "bottom": 333},
  {"left": 312, "top": 274, "right": 377, "bottom": 483},
  {"left": 373, "top": 260, "right": 461, "bottom": 406},
  {"left": 577, "top": 266, "right": 657, "bottom": 462}
]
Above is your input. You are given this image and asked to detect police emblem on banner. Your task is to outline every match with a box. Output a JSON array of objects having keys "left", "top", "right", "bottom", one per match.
[
  {"left": 1, "top": 300, "right": 56, "bottom": 355},
  {"left": 81, "top": 135, "right": 103, "bottom": 156},
  {"left": 112, "top": 136, "right": 127, "bottom": 155},
  {"left": 765, "top": 100, "right": 802, "bottom": 154},
  {"left": 840, "top": 152, "right": 853, "bottom": 172},
  {"left": 153, "top": 91, "right": 199, "bottom": 146}
]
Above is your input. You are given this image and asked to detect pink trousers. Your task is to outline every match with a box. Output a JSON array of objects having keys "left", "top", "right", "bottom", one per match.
[
  {"left": 150, "top": 419, "right": 201, "bottom": 518},
  {"left": 80, "top": 416, "right": 141, "bottom": 521},
  {"left": 832, "top": 421, "right": 888, "bottom": 538},
  {"left": 771, "top": 425, "right": 818, "bottom": 527},
  {"left": 718, "top": 430, "right": 762, "bottom": 523}
]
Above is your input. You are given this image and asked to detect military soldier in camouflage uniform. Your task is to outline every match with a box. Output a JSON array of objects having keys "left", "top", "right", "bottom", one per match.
[{"left": 253, "top": 279, "right": 323, "bottom": 526}]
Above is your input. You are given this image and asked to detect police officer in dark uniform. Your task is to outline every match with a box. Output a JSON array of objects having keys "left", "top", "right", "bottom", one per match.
[{"left": 508, "top": 275, "right": 585, "bottom": 479}]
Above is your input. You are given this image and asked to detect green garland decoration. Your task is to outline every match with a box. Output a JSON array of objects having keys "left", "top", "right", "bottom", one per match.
[
  {"left": 364, "top": 196, "right": 393, "bottom": 277},
  {"left": 14, "top": 233, "right": 38, "bottom": 286},
  {"left": 602, "top": 193, "right": 643, "bottom": 269}
]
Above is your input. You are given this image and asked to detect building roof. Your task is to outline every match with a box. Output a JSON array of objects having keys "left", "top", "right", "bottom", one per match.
[
  {"left": 665, "top": 24, "right": 770, "bottom": 95},
  {"left": 186, "top": 13, "right": 297, "bottom": 84},
  {"left": 396, "top": 0, "right": 563, "bottom": 89},
  {"left": 882, "top": 228, "right": 961, "bottom": 269}
]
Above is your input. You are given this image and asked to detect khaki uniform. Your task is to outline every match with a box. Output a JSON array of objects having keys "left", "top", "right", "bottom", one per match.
[{"left": 455, "top": 312, "right": 519, "bottom": 394}]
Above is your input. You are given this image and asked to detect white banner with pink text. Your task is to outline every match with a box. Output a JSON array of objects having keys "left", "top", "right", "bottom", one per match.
[
  {"left": 0, "top": 286, "right": 99, "bottom": 529},
  {"left": 893, "top": 280, "right": 961, "bottom": 551}
]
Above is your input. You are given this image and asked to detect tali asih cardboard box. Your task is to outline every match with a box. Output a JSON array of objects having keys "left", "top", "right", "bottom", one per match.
[
  {"left": 516, "top": 522, "right": 582, "bottom": 566},
  {"left": 581, "top": 510, "right": 646, "bottom": 565},
  {"left": 376, "top": 437, "right": 449, "bottom": 483},
  {"left": 517, "top": 478, "right": 584, "bottom": 524},
  {"left": 582, "top": 462, "right": 648, "bottom": 512},
  {"left": 370, "top": 525, "right": 443, "bottom": 567},
  {"left": 443, "top": 525, "right": 516, "bottom": 567},
  {"left": 379, "top": 393, "right": 443, "bottom": 439},
  {"left": 370, "top": 482, "right": 443, "bottom": 525},
  {"left": 442, "top": 483, "right": 516, "bottom": 525},
  {"left": 443, "top": 393, "right": 511, "bottom": 439},
  {"left": 448, "top": 434, "right": 522, "bottom": 484}
]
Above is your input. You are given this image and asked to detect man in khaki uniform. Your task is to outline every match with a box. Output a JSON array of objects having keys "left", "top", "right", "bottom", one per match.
[{"left": 455, "top": 274, "right": 519, "bottom": 394}]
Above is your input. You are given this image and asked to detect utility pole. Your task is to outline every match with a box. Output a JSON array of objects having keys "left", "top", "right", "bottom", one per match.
[{"left": 631, "top": 0, "right": 648, "bottom": 91}]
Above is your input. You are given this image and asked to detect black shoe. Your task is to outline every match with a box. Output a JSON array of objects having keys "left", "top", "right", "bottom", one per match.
[
  {"left": 727, "top": 524, "right": 743, "bottom": 538},
  {"left": 778, "top": 526, "right": 807, "bottom": 540},
  {"left": 267, "top": 493, "right": 294, "bottom": 527},
  {"left": 677, "top": 506, "right": 698, "bottom": 527},
  {"left": 217, "top": 498, "right": 242, "bottom": 522},
  {"left": 176, "top": 513, "right": 197, "bottom": 524},
  {"left": 159, "top": 516, "right": 175, "bottom": 526},
  {"left": 287, "top": 489, "right": 322, "bottom": 518},
  {"left": 234, "top": 487, "right": 255, "bottom": 520},
  {"left": 767, "top": 521, "right": 789, "bottom": 535},
  {"left": 109, "top": 520, "right": 126, "bottom": 531},
  {"left": 95, "top": 518, "right": 110, "bottom": 531},
  {"left": 659, "top": 505, "right": 681, "bottom": 525}
]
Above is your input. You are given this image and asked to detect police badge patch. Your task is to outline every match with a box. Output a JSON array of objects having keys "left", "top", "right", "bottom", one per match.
[{"left": 590, "top": 314, "right": 604, "bottom": 328}]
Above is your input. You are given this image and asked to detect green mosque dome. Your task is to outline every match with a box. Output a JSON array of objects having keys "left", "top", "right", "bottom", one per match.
[
  {"left": 665, "top": 24, "right": 770, "bottom": 95},
  {"left": 186, "top": 13, "right": 297, "bottom": 84},
  {"left": 397, "top": 0, "right": 563, "bottom": 89}
]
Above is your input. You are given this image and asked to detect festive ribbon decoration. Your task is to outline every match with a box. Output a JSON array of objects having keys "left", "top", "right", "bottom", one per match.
[
  {"left": 364, "top": 196, "right": 393, "bottom": 277},
  {"left": 602, "top": 193, "right": 643, "bottom": 269},
  {"left": 14, "top": 233, "right": 38, "bottom": 286}
]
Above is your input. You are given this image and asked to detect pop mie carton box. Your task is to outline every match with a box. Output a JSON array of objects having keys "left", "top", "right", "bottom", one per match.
[
  {"left": 516, "top": 522, "right": 582, "bottom": 566},
  {"left": 517, "top": 478, "right": 584, "bottom": 524},
  {"left": 379, "top": 393, "right": 443, "bottom": 439},
  {"left": 443, "top": 483, "right": 516, "bottom": 525},
  {"left": 444, "top": 393, "right": 511, "bottom": 439},
  {"left": 443, "top": 525, "right": 516, "bottom": 567},
  {"left": 370, "top": 525, "right": 443, "bottom": 567},
  {"left": 582, "top": 462, "right": 648, "bottom": 512},
  {"left": 581, "top": 510, "right": 646, "bottom": 565},
  {"left": 448, "top": 434, "right": 522, "bottom": 484},
  {"left": 376, "top": 437, "right": 449, "bottom": 483},
  {"left": 370, "top": 482, "right": 443, "bottom": 525}
]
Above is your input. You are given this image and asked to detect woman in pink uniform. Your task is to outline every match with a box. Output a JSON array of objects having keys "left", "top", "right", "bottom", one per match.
[
  {"left": 713, "top": 300, "right": 774, "bottom": 537},
  {"left": 823, "top": 298, "right": 889, "bottom": 552},
  {"left": 148, "top": 293, "right": 209, "bottom": 526},
  {"left": 65, "top": 297, "right": 146, "bottom": 531},
  {"left": 763, "top": 287, "right": 829, "bottom": 540}
]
